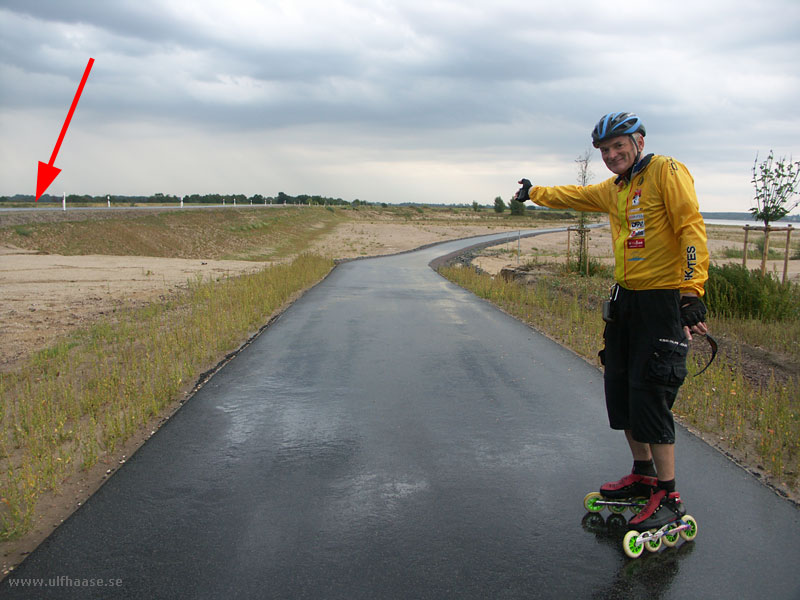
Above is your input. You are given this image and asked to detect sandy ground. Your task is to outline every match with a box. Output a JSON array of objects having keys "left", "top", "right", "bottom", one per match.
[{"left": 0, "top": 249, "right": 270, "bottom": 372}]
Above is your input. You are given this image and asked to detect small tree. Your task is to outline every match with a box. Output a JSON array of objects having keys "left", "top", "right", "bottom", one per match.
[
  {"left": 573, "top": 149, "right": 594, "bottom": 274},
  {"left": 494, "top": 196, "right": 506, "bottom": 213},
  {"left": 751, "top": 150, "right": 800, "bottom": 226},
  {"left": 750, "top": 150, "right": 800, "bottom": 274},
  {"left": 576, "top": 149, "right": 594, "bottom": 187},
  {"left": 472, "top": 201, "right": 481, "bottom": 212},
  {"left": 509, "top": 197, "right": 525, "bottom": 215}
]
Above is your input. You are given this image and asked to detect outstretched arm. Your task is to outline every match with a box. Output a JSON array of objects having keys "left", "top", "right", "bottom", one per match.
[{"left": 514, "top": 177, "right": 613, "bottom": 213}]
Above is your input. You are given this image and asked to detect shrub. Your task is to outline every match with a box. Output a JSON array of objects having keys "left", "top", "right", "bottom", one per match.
[{"left": 705, "top": 263, "right": 800, "bottom": 321}]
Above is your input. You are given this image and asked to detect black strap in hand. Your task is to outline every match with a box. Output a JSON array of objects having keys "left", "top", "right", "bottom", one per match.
[{"left": 694, "top": 333, "right": 718, "bottom": 377}]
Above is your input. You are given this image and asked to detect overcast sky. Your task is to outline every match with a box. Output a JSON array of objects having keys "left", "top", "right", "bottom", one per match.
[{"left": 1, "top": 0, "right": 798, "bottom": 212}]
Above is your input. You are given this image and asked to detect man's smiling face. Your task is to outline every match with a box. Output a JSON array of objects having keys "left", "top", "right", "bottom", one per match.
[{"left": 598, "top": 134, "right": 644, "bottom": 176}]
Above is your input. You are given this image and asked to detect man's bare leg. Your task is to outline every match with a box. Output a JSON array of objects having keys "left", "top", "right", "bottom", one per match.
[
  {"left": 651, "top": 443, "right": 675, "bottom": 483},
  {"left": 625, "top": 429, "right": 652, "bottom": 462}
]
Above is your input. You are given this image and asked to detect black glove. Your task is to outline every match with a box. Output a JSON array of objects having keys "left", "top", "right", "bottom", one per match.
[
  {"left": 680, "top": 295, "right": 707, "bottom": 328},
  {"left": 515, "top": 178, "right": 532, "bottom": 203}
]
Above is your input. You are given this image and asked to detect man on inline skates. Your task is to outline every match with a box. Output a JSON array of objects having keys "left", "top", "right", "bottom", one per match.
[{"left": 514, "top": 112, "right": 709, "bottom": 531}]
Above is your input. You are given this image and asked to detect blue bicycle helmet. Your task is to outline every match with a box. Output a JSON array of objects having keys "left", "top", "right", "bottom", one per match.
[{"left": 591, "top": 112, "right": 646, "bottom": 147}]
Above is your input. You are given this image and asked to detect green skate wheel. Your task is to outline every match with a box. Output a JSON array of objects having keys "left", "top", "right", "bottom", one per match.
[
  {"left": 662, "top": 522, "right": 681, "bottom": 547},
  {"left": 583, "top": 492, "right": 603, "bottom": 513},
  {"left": 679, "top": 515, "right": 698, "bottom": 542},
  {"left": 644, "top": 530, "right": 662, "bottom": 553},
  {"left": 608, "top": 503, "right": 627, "bottom": 514},
  {"left": 629, "top": 500, "right": 645, "bottom": 515},
  {"left": 623, "top": 530, "right": 644, "bottom": 559}
]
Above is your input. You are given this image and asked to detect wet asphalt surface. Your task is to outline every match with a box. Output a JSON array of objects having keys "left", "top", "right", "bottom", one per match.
[{"left": 3, "top": 231, "right": 799, "bottom": 599}]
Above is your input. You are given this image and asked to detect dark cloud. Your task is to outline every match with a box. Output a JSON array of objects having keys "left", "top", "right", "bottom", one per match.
[{"left": 0, "top": 1, "right": 601, "bottom": 130}]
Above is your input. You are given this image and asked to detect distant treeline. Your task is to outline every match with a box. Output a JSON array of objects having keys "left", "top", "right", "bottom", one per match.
[
  {"left": 701, "top": 211, "right": 800, "bottom": 223},
  {"left": 0, "top": 193, "right": 571, "bottom": 214},
  {"left": 0, "top": 192, "right": 365, "bottom": 206}
]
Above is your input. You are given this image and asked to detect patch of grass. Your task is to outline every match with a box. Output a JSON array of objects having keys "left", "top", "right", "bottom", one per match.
[
  {"left": 676, "top": 352, "right": 799, "bottom": 484},
  {"left": 564, "top": 257, "right": 614, "bottom": 278},
  {"left": 12, "top": 226, "right": 33, "bottom": 237},
  {"left": 719, "top": 246, "right": 783, "bottom": 260},
  {"left": 31, "top": 341, "right": 80, "bottom": 367}
]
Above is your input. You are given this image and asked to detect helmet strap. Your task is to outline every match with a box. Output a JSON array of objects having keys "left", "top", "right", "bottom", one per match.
[{"left": 627, "top": 134, "right": 643, "bottom": 181}]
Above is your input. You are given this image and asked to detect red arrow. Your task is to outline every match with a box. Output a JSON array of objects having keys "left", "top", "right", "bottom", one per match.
[{"left": 35, "top": 57, "right": 95, "bottom": 201}]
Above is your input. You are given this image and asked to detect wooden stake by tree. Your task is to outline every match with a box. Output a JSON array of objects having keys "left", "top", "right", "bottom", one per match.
[{"left": 782, "top": 225, "right": 793, "bottom": 284}]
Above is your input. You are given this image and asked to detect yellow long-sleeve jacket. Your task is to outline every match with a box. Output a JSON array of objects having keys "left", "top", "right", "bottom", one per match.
[{"left": 529, "top": 154, "right": 709, "bottom": 297}]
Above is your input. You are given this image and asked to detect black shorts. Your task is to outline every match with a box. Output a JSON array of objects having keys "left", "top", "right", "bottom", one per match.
[{"left": 601, "top": 287, "right": 688, "bottom": 444}]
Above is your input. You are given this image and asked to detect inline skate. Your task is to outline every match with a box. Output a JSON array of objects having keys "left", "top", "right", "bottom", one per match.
[
  {"left": 621, "top": 489, "right": 698, "bottom": 558},
  {"left": 583, "top": 472, "right": 656, "bottom": 515}
]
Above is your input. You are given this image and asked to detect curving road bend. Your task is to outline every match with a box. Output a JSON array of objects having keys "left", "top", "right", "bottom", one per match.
[{"left": 2, "top": 231, "right": 799, "bottom": 599}]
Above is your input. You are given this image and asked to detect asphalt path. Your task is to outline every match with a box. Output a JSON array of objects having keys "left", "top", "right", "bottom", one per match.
[{"left": 3, "top": 231, "right": 799, "bottom": 599}]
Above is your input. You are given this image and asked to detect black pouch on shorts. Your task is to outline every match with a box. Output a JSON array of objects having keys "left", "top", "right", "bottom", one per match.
[
  {"left": 647, "top": 339, "right": 688, "bottom": 387},
  {"left": 602, "top": 300, "right": 614, "bottom": 323}
]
